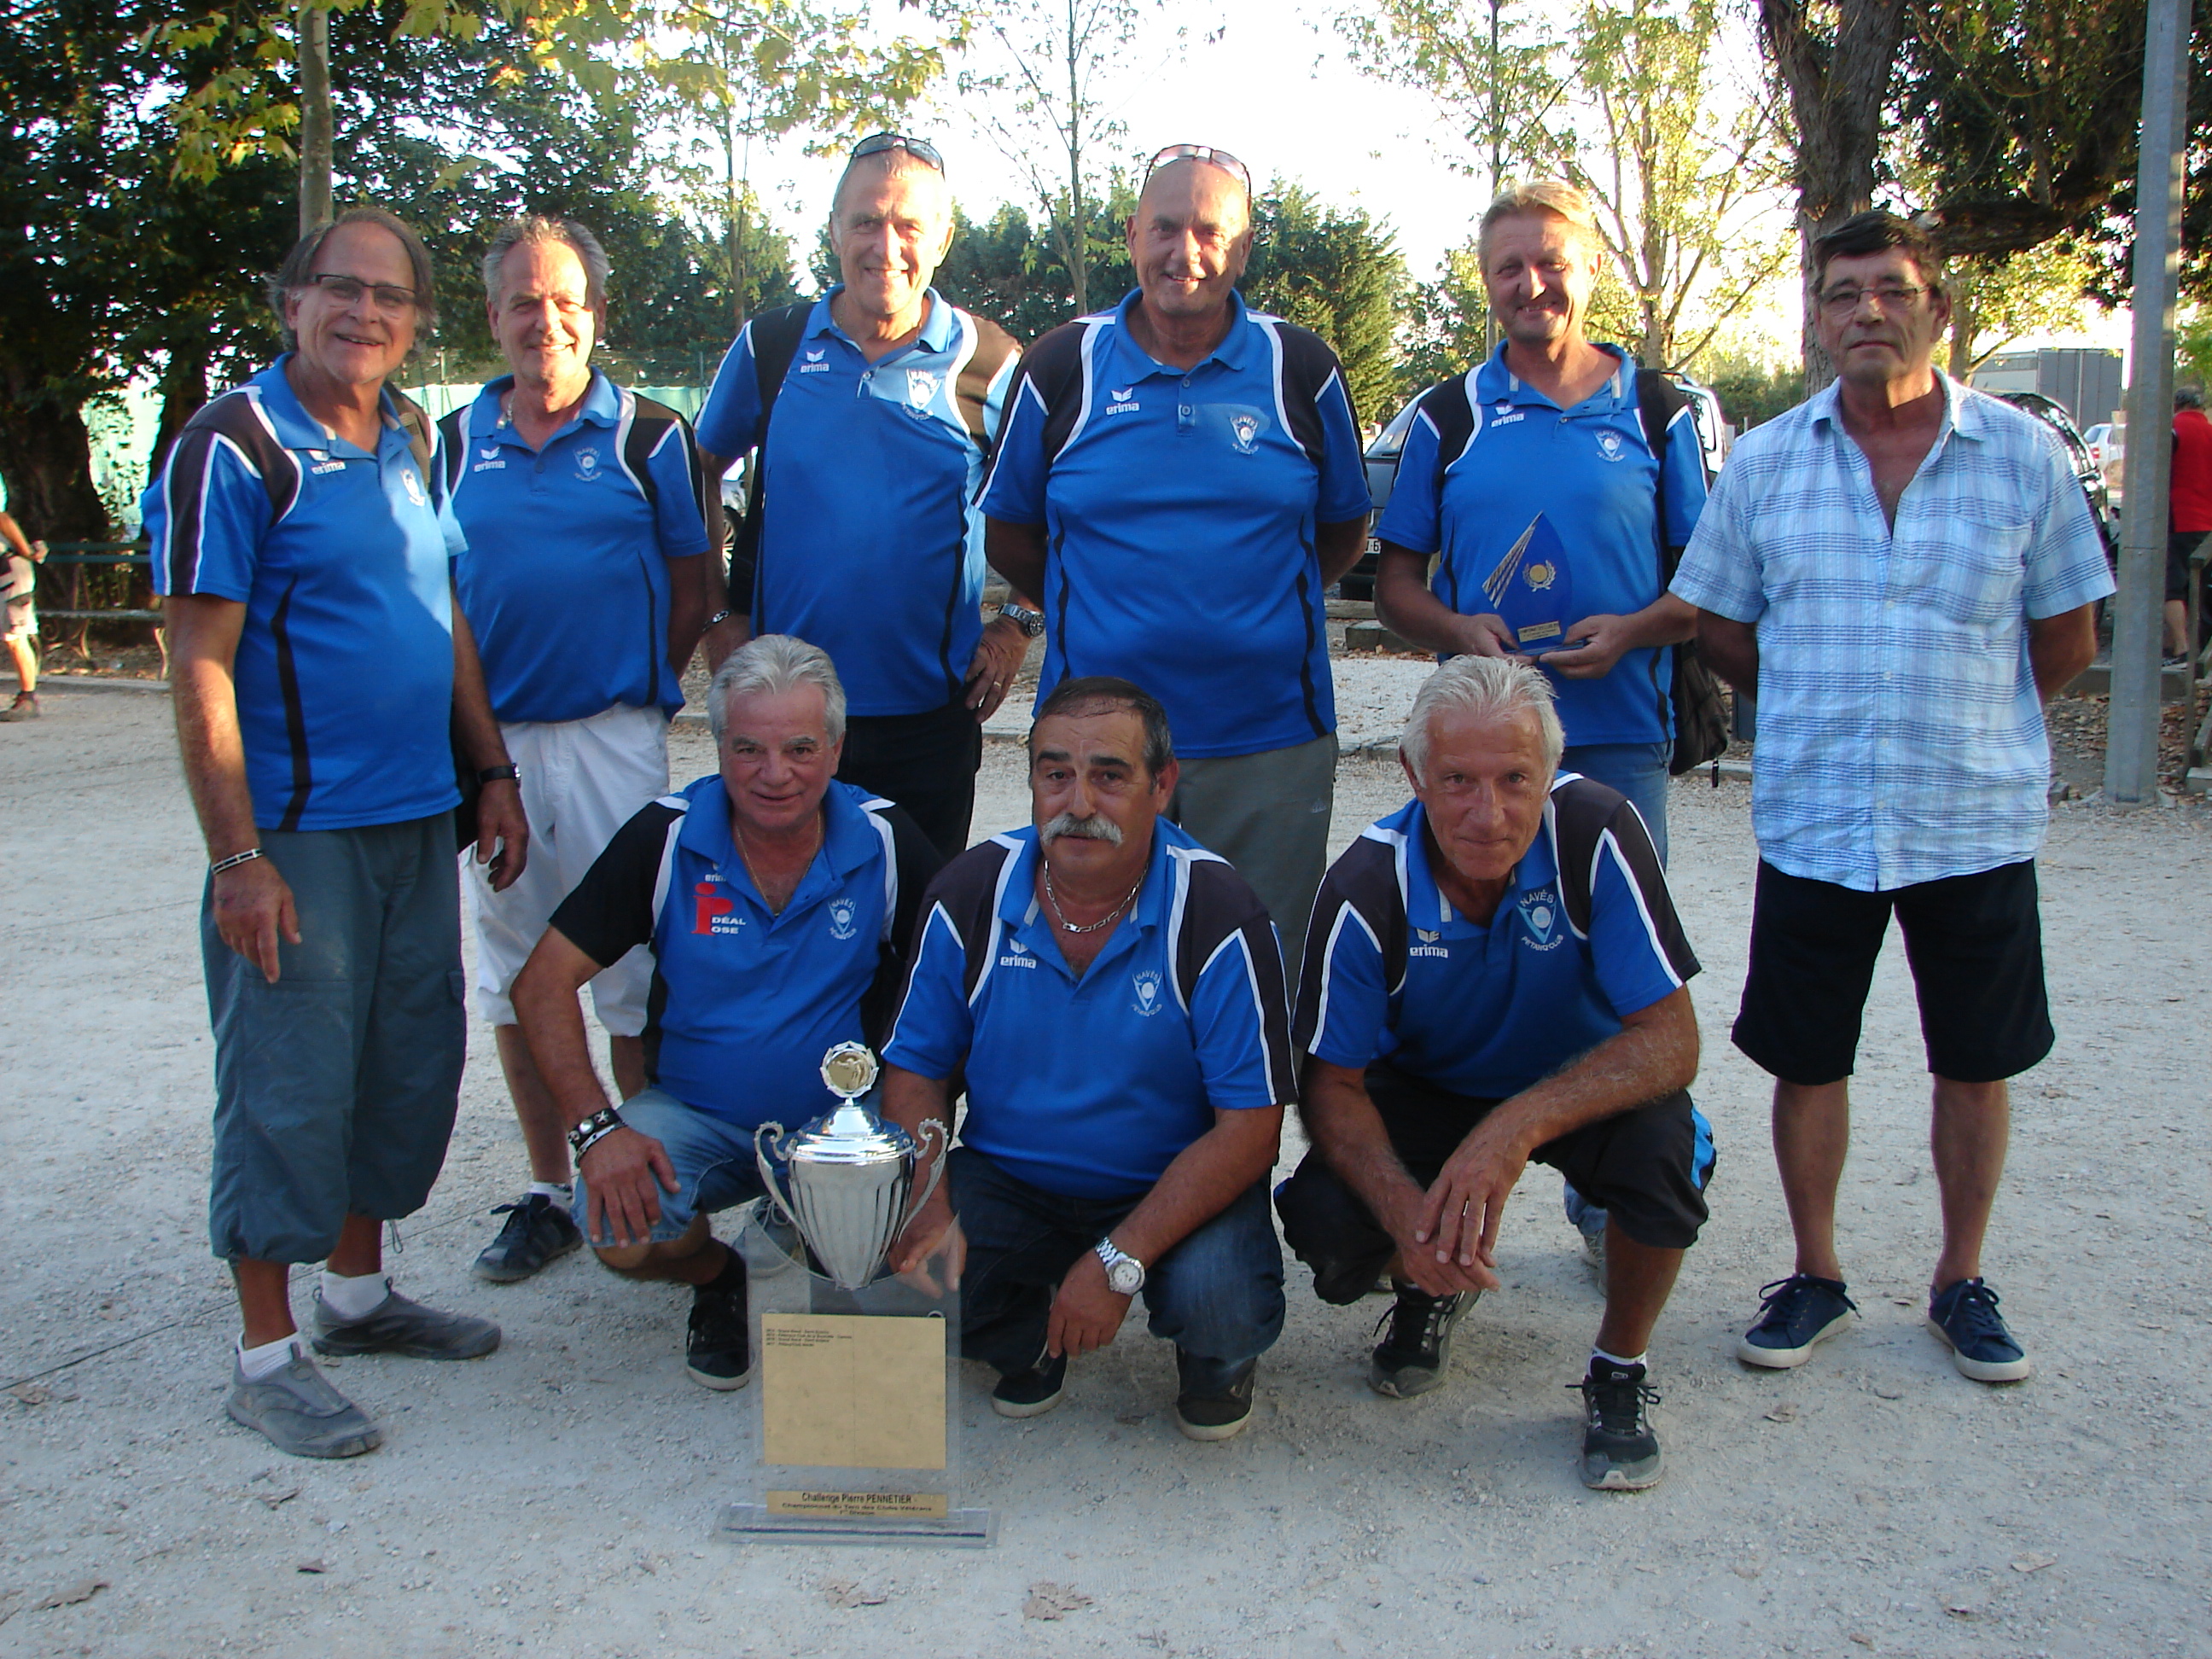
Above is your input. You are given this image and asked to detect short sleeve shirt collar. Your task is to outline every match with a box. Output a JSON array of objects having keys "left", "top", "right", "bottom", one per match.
[
  {"left": 1399, "top": 798, "right": 1560, "bottom": 940},
  {"left": 257, "top": 357, "right": 423, "bottom": 462},
  {"left": 1103, "top": 288, "right": 1254, "bottom": 378},
  {"left": 463, "top": 366, "right": 621, "bottom": 448},
  {"left": 1476, "top": 340, "right": 1633, "bottom": 415},
  {"left": 676, "top": 776, "right": 886, "bottom": 917},
  {"left": 808, "top": 285, "right": 960, "bottom": 359},
  {"left": 994, "top": 820, "right": 1179, "bottom": 976}
]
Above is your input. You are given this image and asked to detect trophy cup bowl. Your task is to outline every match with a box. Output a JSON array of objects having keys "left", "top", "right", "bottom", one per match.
[{"left": 754, "top": 1042, "right": 947, "bottom": 1291}]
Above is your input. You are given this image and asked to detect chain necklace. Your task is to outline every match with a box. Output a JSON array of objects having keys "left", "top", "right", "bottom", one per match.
[
  {"left": 1043, "top": 864, "right": 1144, "bottom": 934},
  {"left": 732, "top": 814, "right": 822, "bottom": 915}
]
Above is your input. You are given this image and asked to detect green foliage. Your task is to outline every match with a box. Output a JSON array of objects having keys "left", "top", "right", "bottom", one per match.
[
  {"left": 1336, "top": 0, "right": 1562, "bottom": 198},
  {"left": 1242, "top": 186, "right": 1406, "bottom": 425},
  {"left": 1702, "top": 356, "right": 1804, "bottom": 430}
]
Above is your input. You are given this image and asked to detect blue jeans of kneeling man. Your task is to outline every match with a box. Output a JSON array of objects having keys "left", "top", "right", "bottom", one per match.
[
  {"left": 951, "top": 1146, "right": 1285, "bottom": 1377},
  {"left": 570, "top": 1087, "right": 767, "bottom": 1247}
]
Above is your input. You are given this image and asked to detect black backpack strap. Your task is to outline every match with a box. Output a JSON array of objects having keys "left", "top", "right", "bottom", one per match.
[
  {"left": 730, "top": 302, "right": 812, "bottom": 620},
  {"left": 1633, "top": 367, "right": 1691, "bottom": 570},
  {"left": 386, "top": 386, "right": 437, "bottom": 480}
]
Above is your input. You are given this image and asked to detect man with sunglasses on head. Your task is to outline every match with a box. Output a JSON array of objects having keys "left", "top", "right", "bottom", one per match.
[
  {"left": 1672, "top": 211, "right": 2110, "bottom": 1388},
  {"left": 981, "top": 143, "right": 1371, "bottom": 974},
  {"left": 695, "top": 133, "right": 1033, "bottom": 862}
]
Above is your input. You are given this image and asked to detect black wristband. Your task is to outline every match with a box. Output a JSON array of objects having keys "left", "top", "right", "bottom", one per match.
[
  {"left": 567, "top": 1106, "right": 626, "bottom": 1159},
  {"left": 475, "top": 765, "right": 520, "bottom": 784}
]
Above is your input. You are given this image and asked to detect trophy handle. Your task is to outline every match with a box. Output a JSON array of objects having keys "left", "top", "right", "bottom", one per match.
[
  {"left": 905, "top": 1118, "right": 950, "bottom": 1225},
  {"left": 753, "top": 1123, "right": 801, "bottom": 1231}
]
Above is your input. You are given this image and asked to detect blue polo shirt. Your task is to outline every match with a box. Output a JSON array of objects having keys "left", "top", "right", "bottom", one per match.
[
  {"left": 447, "top": 370, "right": 709, "bottom": 724},
  {"left": 980, "top": 290, "right": 1371, "bottom": 758},
  {"left": 884, "top": 820, "right": 1295, "bottom": 1199},
  {"left": 548, "top": 775, "right": 939, "bottom": 1128},
  {"left": 695, "top": 288, "right": 1016, "bottom": 719},
  {"left": 1376, "top": 345, "right": 1708, "bottom": 747},
  {"left": 1295, "top": 782, "right": 1699, "bottom": 1099},
  {"left": 144, "top": 358, "right": 462, "bottom": 832}
]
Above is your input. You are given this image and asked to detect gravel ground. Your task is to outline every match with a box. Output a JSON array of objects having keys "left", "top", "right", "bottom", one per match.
[{"left": 3, "top": 680, "right": 2209, "bottom": 1658}]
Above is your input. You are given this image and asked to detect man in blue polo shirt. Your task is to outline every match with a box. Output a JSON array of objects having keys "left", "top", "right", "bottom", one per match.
[
  {"left": 882, "top": 676, "right": 1293, "bottom": 1441},
  {"left": 695, "top": 133, "right": 1031, "bottom": 859},
  {"left": 1278, "top": 656, "right": 1711, "bottom": 1490},
  {"left": 510, "top": 636, "right": 937, "bottom": 1389},
  {"left": 981, "top": 144, "right": 1371, "bottom": 970},
  {"left": 442, "top": 216, "right": 712, "bottom": 1285},
  {"left": 150, "top": 208, "right": 523, "bottom": 1459}
]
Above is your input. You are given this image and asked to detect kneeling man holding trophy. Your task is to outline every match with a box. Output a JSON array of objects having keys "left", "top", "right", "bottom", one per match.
[
  {"left": 511, "top": 636, "right": 939, "bottom": 1388},
  {"left": 881, "top": 676, "right": 1294, "bottom": 1441}
]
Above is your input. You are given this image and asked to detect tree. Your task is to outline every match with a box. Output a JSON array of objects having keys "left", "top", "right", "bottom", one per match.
[
  {"left": 931, "top": 0, "right": 1189, "bottom": 316},
  {"left": 1242, "top": 186, "right": 1406, "bottom": 425},
  {"left": 1943, "top": 241, "right": 2102, "bottom": 379}
]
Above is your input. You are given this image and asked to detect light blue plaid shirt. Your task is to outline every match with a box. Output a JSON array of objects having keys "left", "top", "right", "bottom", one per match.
[{"left": 1672, "top": 374, "right": 2113, "bottom": 892}]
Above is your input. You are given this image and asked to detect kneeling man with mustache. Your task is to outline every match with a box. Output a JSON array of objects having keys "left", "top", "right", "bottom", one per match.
[{"left": 882, "top": 676, "right": 1292, "bottom": 1440}]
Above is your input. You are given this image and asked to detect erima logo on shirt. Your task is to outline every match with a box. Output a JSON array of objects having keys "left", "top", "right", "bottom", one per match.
[
  {"left": 1597, "top": 431, "right": 1626, "bottom": 462},
  {"left": 998, "top": 933, "right": 1037, "bottom": 970},
  {"left": 1104, "top": 387, "right": 1140, "bottom": 416},
  {"left": 1131, "top": 969, "right": 1165, "bottom": 1016},
  {"left": 800, "top": 349, "right": 830, "bottom": 375},
  {"left": 472, "top": 444, "right": 506, "bottom": 474},
  {"left": 1491, "top": 411, "right": 1526, "bottom": 428},
  {"left": 828, "top": 897, "right": 859, "bottom": 940},
  {"left": 1518, "top": 887, "right": 1563, "bottom": 950},
  {"left": 308, "top": 451, "right": 346, "bottom": 475},
  {"left": 694, "top": 882, "right": 744, "bottom": 936},
  {"left": 1410, "top": 926, "right": 1449, "bottom": 960}
]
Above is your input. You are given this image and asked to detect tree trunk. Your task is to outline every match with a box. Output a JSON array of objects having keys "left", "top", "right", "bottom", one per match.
[
  {"left": 1064, "top": 0, "right": 1086, "bottom": 316},
  {"left": 298, "top": 4, "right": 334, "bottom": 235},
  {"left": 149, "top": 341, "right": 212, "bottom": 494},
  {"left": 1947, "top": 289, "right": 1978, "bottom": 379},
  {"left": 1758, "top": 0, "right": 1909, "bottom": 390}
]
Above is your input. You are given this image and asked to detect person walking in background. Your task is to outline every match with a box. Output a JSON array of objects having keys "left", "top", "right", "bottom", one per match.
[
  {"left": 2166, "top": 386, "right": 2212, "bottom": 664},
  {"left": 0, "top": 509, "right": 46, "bottom": 721}
]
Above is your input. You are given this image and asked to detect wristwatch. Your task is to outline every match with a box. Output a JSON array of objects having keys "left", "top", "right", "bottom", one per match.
[
  {"left": 1094, "top": 1236, "right": 1147, "bottom": 1295},
  {"left": 998, "top": 602, "right": 1045, "bottom": 638}
]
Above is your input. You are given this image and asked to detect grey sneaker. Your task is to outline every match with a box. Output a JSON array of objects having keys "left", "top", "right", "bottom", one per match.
[
  {"left": 310, "top": 1288, "right": 501, "bottom": 1360},
  {"left": 226, "top": 1349, "right": 382, "bottom": 1458}
]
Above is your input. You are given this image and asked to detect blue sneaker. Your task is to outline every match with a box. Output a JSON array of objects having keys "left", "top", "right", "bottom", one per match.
[
  {"left": 1927, "top": 1278, "right": 2031, "bottom": 1382},
  {"left": 1737, "top": 1274, "right": 1855, "bottom": 1368}
]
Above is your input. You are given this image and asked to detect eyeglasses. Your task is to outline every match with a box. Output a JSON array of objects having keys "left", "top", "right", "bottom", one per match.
[
  {"left": 304, "top": 272, "right": 421, "bottom": 314},
  {"left": 850, "top": 132, "right": 946, "bottom": 176},
  {"left": 1817, "top": 282, "right": 1930, "bottom": 318},
  {"left": 1144, "top": 143, "right": 1253, "bottom": 195}
]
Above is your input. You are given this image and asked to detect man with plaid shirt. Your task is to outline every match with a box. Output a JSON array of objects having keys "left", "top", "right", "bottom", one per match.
[{"left": 1672, "top": 212, "right": 2109, "bottom": 1388}]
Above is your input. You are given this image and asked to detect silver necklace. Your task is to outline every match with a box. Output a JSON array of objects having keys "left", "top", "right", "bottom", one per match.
[
  {"left": 732, "top": 816, "right": 821, "bottom": 915},
  {"left": 1043, "top": 864, "right": 1143, "bottom": 934}
]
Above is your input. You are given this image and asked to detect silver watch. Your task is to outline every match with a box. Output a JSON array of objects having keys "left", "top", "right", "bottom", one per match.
[
  {"left": 1094, "top": 1236, "right": 1146, "bottom": 1295},
  {"left": 998, "top": 602, "right": 1045, "bottom": 638}
]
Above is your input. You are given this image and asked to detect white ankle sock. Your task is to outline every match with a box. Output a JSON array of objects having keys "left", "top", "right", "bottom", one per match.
[
  {"left": 528, "top": 1181, "right": 573, "bottom": 1203},
  {"left": 320, "top": 1270, "right": 390, "bottom": 1321},
  {"left": 238, "top": 1333, "right": 303, "bottom": 1381},
  {"left": 1592, "top": 1345, "right": 1647, "bottom": 1371}
]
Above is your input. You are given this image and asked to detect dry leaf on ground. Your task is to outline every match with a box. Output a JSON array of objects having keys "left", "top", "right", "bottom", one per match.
[
  {"left": 822, "top": 1578, "right": 888, "bottom": 1608},
  {"left": 33, "top": 1580, "right": 105, "bottom": 1610},
  {"left": 1024, "top": 1581, "right": 1093, "bottom": 1620}
]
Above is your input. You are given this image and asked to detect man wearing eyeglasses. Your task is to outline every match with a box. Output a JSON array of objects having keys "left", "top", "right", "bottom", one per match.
[
  {"left": 981, "top": 144, "right": 1372, "bottom": 973},
  {"left": 1671, "top": 211, "right": 2110, "bottom": 1388},
  {"left": 439, "top": 216, "right": 713, "bottom": 1286},
  {"left": 694, "top": 133, "right": 1031, "bottom": 862}
]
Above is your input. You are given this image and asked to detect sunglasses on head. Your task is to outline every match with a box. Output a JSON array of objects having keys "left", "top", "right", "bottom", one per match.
[
  {"left": 1144, "top": 143, "right": 1252, "bottom": 195},
  {"left": 850, "top": 132, "right": 946, "bottom": 176}
]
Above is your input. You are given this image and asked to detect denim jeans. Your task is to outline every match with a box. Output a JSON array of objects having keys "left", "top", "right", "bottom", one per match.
[
  {"left": 950, "top": 1147, "right": 1286, "bottom": 1377},
  {"left": 1560, "top": 740, "right": 1673, "bottom": 868}
]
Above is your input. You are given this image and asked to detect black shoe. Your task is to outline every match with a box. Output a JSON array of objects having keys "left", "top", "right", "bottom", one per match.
[
  {"left": 991, "top": 1352, "right": 1068, "bottom": 1418},
  {"left": 1575, "top": 1359, "right": 1663, "bottom": 1490},
  {"left": 1367, "top": 1282, "right": 1473, "bottom": 1398},
  {"left": 1737, "top": 1273, "right": 1855, "bottom": 1368},
  {"left": 685, "top": 1267, "right": 752, "bottom": 1391},
  {"left": 473, "top": 1192, "right": 583, "bottom": 1284},
  {"left": 1174, "top": 1350, "right": 1257, "bottom": 1441}
]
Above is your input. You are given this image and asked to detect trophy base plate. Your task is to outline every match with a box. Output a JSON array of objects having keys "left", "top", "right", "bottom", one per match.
[{"left": 716, "top": 1502, "right": 996, "bottom": 1549}]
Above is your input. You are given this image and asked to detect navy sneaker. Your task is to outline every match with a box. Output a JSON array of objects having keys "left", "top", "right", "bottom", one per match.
[
  {"left": 1927, "top": 1278, "right": 2031, "bottom": 1382},
  {"left": 1174, "top": 1350, "right": 1258, "bottom": 1441},
  {"left": 1737, "top": 1274, "right": 1856, "bottom": 1368},
  {"left": 473, "top": 1192, "right": 582, "bottom": 1283},
  {"left": 1574, "top": 1359, "right": 1663, "bottom": 1490},
  {"left": 990, "top": 1351, "right": 1068, "bottom": 1419}
]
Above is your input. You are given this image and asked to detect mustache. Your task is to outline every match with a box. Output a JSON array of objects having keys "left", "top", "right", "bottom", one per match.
[{"left": 1039, "top": 812, "right": 1124, "bottom": 847}]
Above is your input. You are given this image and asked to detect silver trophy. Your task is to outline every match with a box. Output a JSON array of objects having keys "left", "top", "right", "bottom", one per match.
[{"left": 754, "top": 1042, "right": 949, "bottom": 1291}]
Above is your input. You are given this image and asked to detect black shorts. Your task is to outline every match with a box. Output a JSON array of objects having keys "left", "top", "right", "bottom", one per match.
[
  {"left": 2168, "top": 531, "right": 2208, "bottom": 603},
  {"left": 1732, "top": 859, "right": 2052, "bottom": 1087},
  {"left": 1275, "top": 1062, "right": 1714, "bottom": 1304},
  {"left": 836, "top": 698, "right": 983, "bottom": 862}
]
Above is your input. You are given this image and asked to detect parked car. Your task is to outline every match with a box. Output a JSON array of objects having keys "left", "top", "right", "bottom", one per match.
[
  {"left": 1996, "top": 392, "right": 2115, "bottom": 554},
  {"left": 1340, "top": 369, "right": 1729, "bottom": 602},
  {"left": 2081, "top": 420, "right": 2123, "bottom": 519}
]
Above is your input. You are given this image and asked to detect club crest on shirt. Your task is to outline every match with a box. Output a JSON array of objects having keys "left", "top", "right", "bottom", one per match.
[
  {"left": 1131, "top": 969, "right": 1165, "bottom": 1016},
  {"left": 1597, "top": 429, "right": 1626, "bottom": 462},
  {"left": 1229, "top": 412, "right": 1262, "bottom": 454},
  {"left": 905, "top": 369, "right": 940, "bottom": 412},
  {"left": 399, "top": 466, "right": 426, "bottom": 506},
  {"left": 828, "top": 896, "right": 858, "bottom": 940},
  {"left": 573, "top": 447, "right": 602, "bottom": 483},
  {"left": 1518, "top": 886, "right": 1563, "bottom": 950}
]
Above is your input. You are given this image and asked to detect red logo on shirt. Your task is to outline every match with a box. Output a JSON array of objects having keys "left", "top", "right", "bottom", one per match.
[{"left": 694, "top": 882, "right": 736, "bottom": 935}]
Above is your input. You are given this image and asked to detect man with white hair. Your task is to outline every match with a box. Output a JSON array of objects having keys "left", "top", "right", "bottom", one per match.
[
  {"left": 442, "top": 214, "right": 713, "bottom": 1284},
  {"left": 695, "top": 132, "right": 1032, "bottom": 859},
  {"left": 1278, "top": 655, "right": 1712, "bottom": 1489},
  {"left": 509, "top": 635, "right": 939, "bottom": 1388}
]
